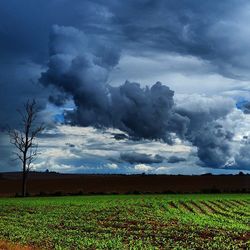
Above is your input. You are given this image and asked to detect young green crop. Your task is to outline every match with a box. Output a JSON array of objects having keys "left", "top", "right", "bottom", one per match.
[{"left": 0, "top": 194, "right": 249, "bottom": 249}]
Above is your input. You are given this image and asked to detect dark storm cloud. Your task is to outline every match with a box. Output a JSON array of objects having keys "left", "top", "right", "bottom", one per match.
[
  {"left": 1, "top": 0, "right": 250, "bottom": 171},
  {"left": 48, "top": 94, "right": 70, "bottom": 107},
  {"left": 233, "top": 143, "right": 250, "bottom": 170},
  {"left": 0, "top": 0, "right": 115, "bottom": 129},
  {"left": 105, "top": 0, "right": 250, "bottom": 80},
  {"left": 1, "top": 0, "right": 249, "bottom": 86},
  {"left": 0, "top": 62, "right": 48, "bottom": 130},
  {"left": 191, "top": 124, "right": 233, "bottom": 168},
  {"left": 112, "top": 133, "right": 128, "bottom": 140},
  {"left": 66, "top": 143, "right": 75, "bottom": 148},
  {"left": 241, "top": 102, "right": 250, "bottom": 114},
  {"left": 0, "top": 0, "right": 249, "bottom": 127},
  {"left": 168, "top": 156, "right": 186, "bottom": 164},
  {"left": 0, "top": 0, "right": 111, "bottom": 64},
  {"left": 175, "top": 95, "right": 235, "bottom": 167},
  {"left": 224, "top": 136, "right": 250, "bottom": 170},
  {"left": 40, "top": 24, "right": 238, "bottom": 169},
  {"left": 109, "top": 81, "right": 183, "bottom": 142},
  {"left": 40, "top": 25, "right": 182, "bottom": 143},
  {"left": 0, "top": 133, "right": 17, "bottom": 171},
  {"left": 120, "top": 152, "right": 164, "bottom": 164}
]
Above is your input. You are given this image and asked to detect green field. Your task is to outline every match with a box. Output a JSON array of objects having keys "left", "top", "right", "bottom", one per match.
[{"left": 0, "top": 194, "right": 249, "bottom": 249}]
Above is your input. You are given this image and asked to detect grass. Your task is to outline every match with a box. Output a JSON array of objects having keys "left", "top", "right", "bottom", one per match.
[{"left": 0, "top": 194, "right": 249, "bottom": 249}]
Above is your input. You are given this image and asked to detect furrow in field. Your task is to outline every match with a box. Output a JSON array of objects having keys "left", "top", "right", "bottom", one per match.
[
  {"left": 208, "top": 200, "right": 229, "bottom": 212},
  {"left": 220, "top": 200, "right": 236, "bottom": 209},
  {"left": 212, "top": 200, "right": 250, "bottom": 217},
  {"left": 199, "top": 201, "right": 224, "bottom": 215},
  {"left": 227, "top": 200, "right": 250, "bottom": 212},
  {"left": 226, "top": 202, "right": 250, "bottom": 216},
  {"left": 206, "top": 201, "right": 250, "bottom": 223},
  {"left": 189, "top": 201, "right": 207, "bottom": 214},
  {"left": 168, "top": 201, "right": 178, "bottom": 209},
  {"left": 209, "top": 201, "right": 248, "bottom": 220},
  {"left": 178, "top": 201, "right": 196, "bottom": 213},
  {"left": 231, "top": 199, "right": 249, "bottom": 206},
  {"left": 209, "top": 201, "right": 244, "bottom": 218}
]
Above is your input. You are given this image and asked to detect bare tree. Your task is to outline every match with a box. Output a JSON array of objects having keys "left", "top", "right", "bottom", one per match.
[{"left": 8, "top": 100, "right": 45, "bottom": 197}]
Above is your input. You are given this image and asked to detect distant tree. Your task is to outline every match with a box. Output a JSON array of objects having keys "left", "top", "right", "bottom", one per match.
[
  {"left": 8, "top": 100, "right": 44, "bottom": 197},
  {"left": 238, "top": 171, "right": 245, "bottom": 176}
]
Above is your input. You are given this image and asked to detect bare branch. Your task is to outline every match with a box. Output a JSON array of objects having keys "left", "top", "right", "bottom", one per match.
[{"left": 8, "top": 99, "right": 45, "bottom": 197}]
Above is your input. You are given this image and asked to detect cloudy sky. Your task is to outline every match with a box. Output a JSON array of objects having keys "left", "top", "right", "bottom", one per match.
[{"left": 1, "top": 0, "right": 250, "bottom": 174}]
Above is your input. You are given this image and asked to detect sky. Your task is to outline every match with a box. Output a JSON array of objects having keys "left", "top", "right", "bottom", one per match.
[{"left": 1, "top": 0, "right": 250, "bottom": 174}]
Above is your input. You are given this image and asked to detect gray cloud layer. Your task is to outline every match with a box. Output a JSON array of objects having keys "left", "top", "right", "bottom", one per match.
[
  {"left": 39, "top": 25, "right": 240, "bottom": 169},
  {"left": 1, "top": 1, "right": 250, "bottom": 171},
  {"left": 168, "top": 156, "right": 186, "bottom": 164},
  {"left": 175, "top": 95, "right": 235, "bottom": 167},
  {"left": 120, "top": 152, "right": 164, "bottom": 164},
  {"left": 40, "top": 25, "right": 182, "bottom": 143},
  {"left": 242, "top": 102, "right": 250, "bottom": 114}
]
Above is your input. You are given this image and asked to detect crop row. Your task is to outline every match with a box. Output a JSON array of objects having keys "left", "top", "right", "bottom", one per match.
[{"left": 0, "top": 194, "right": 249, "bottom": 249}]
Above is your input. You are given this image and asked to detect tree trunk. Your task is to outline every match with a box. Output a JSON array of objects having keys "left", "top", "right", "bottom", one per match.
[
  {"left": 9, "top": 100, "right": 44, "bottom": 197},
  {"left": 22, "top": 160, "right": 27, "bottom": 197}
]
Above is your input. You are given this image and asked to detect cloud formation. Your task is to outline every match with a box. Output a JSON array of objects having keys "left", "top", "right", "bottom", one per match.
[
  {"left": 241, "top": 102, "right": 250, "bottom": 114},
  {"left": 39, "top": 25, "right": 243, "bottom": 169},
  {"left": 120, "top": 152, "right": 164, "bottom": 164},
  {"left": 175, "top": 95, "right": 235, "bottom": 167},
  {"left": 40, "top": 25, "right": 187, "bottom": 143},
  {"left": 107, "top": 0, "right": 250, "bottom": 80},
  {"left": 134, "top": 164, "right": 153, "bottom": 173},
  {"left": 1, "top": 1, "right": 250, "bottom": 173},
  {"left": 168, "top": 156, "right": 186, "bottom": 164}
]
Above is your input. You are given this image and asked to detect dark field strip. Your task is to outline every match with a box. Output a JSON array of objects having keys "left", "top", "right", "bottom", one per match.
[
  {"left": 199, "top": 200, "right": 219, "bottom": 214},
  {"left": 179, "top": 201, "right": 196, "bottom": 213},
  {"left": 208, "top": 200, "right": 230, "bottom": 212},
  {"left": 189, "top": 200, "right": 208, "bottom": 214},
  {"left": 171, "top": 199, "right": 249, "bottom": 223},
  {"left": 221, "top": 200, "right": 237, "bottom": 209},
  {"left": 231, "top": 199, "right": 250, "bottom": 206},
  {"left": 0, "top": 194, "right": 249, "bottom": 250},
  {"left": 168, "top": 200, "right": 178, "bottom": 209},
  {"left": 222, "top": 200, "right": 250, "bottom": 217}
]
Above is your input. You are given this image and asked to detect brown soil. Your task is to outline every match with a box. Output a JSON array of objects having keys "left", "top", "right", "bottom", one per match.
[
  {"left": 0, "top": 172, "right": 249, "bottom": 197},
  {"left": 0, "top": 240, "right": 38, "bottom": 250}
]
